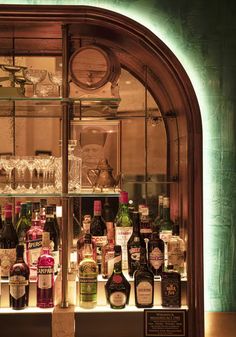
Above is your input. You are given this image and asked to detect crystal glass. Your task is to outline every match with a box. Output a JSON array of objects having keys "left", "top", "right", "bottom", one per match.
[
  {"left": 15, "top": 157, "right": 28, "bottom": 193},
  {"left": 26, "top": 156, "right": 37, "bottom": 193},
  {"left": 48, "top": 71, "right": 62, "bottom": 97},
  {"left": 23, "top": 68, "right": 47, "bottom": 97},
  {"left": 0, "top": 156, "right": 16, "bottom": 193}
]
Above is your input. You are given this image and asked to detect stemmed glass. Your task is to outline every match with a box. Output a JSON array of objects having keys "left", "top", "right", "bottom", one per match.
[
  {"left": 0, "top": 156, "right": 16, "bottom": 193},
  {"left": 48, "top": 71, "right": 62, "bottom": 97},
  {"left": 15, "top": 157, "right": 28, "bottom": 193},
  {"left": 23, "top": 68, "right": 47, "bottom": 97},
  {"left": 26, "top": 156, "right": 37, "bottom": 193}
]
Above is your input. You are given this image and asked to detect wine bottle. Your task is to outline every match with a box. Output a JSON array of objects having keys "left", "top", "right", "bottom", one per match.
[
  {"left": 127, "top": 211, "right": 145, "bottom": 277},
  {"left": 15, "top": 203, "right": 31, "bottom": 245},
  {"left": 102, "top": 222, "right": 115, "bottom": 279},
  {"left": 90, "top": 200, "right": 107, "bottom": 274},
  {"left": 0, "top": 204, "right": 18, "bottom": 278},
  {"left": 9, "top": 244, "right": 29, "bottom": 310},
  {"left": 105, "top": 245, "right": 130, "bottom": 309},
  {"left": 79, "top": 233, "right": 98, "bottom": 309},
  {"left": 148, "top": 227, "right": 164, "bottom": 277},
  {"left": 114, "top": 191, "right": 133, "bottom": 270},
  {"left": 44, "top": 206, "right": 59, "bottom": 274},
  {"left": 134, "top": 246, "right": 154, "bottom": 308},
  {"left": 102, "top": 197, "right": 115, "bottom": 224},
  {"left": 37, "top": 232, "right": 54, "bottom": 308}
]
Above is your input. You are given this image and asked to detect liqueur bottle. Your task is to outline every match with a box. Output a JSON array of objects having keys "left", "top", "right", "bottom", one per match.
[
  {"left": 105, "top": 245, "right": 130, "bottom": 309},
  {"left": 153, "top": 195, "right": 164, "bottom": 232},
  {"left": 161, "top": 265, "right": 181, "bottom": 308},
  {"left": 127, "top": 211, "right": 145, "bottom": 277},
  {"left": 139, "top": 206, "right": 152, "bottom": 241},
  {"left": 0, "top": 204, "right": 18, "bottom": 278},
  {"left": 148, "top": 227, "right": 164, "bottom": 277},
  {"left": 134, "top": 247, "right": 154, "bottom": 308},
  {"left": 26, "top": 212, "right": 43, "bottom": 280},
  {"left": 114, "top": 191, "right": 133, "bottom": 270},
  {"left": 167, "top": 221, "right": 185, "bottom": 275},
  {"left": 37, "top": 232, "right": 54, "bottom": 308},
  {"left": 44, "top": 206, "right": 60, "bottom": 274},
  {"left": 79, "top": 233, "right": 98, "bottom": 309},
  {"left": 77, "top": 215, "right": 97, "bottom": 265},
  {"left": 102, "top": 222, "right": 115, "bottom": 279},
  {"left": 9, "top": 244, "right": 29, "bottom": 310},
  {"left": 90, "top": 200, "right": 107, "bottom": 274},
  {"left": 15, "top": 203, "right": 31, "bottom": 245}
]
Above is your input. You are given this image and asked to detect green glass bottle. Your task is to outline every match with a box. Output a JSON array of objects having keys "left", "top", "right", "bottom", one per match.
[
  {"left": 159, "top": 197, "right": 174, "bottom": 243},
  {"left": 16, "top": 203, "right": 31, "bottom": 244},
  {"left": 153, "top": 195, "right": 163, "bottom": 232}
]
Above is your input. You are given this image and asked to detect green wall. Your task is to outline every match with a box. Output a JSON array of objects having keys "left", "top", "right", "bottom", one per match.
[{"left": 1, "top": 0, "right": 236, "bottom": 312}]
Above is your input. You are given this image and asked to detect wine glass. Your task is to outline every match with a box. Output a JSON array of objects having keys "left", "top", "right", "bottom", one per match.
[
  {"left": 15, "top": 156, "right": 28, "bottom": 193},
  {"left": 48, "top": 71, "right": 62, "bottom": 97},
  {"left": 26, "top": 156, "right": 37, "bottom": 193},
  {"left": 23, "top": 68, "right": 47, "bottom": 97},
  {"left": 1, "top": 156, "right": 17, "bottom": 193}
]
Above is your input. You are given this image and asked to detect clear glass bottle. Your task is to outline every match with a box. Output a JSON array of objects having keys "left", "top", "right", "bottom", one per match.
[
  {"left": 15, "top": 203, "right": 31, "bottom": 245},
  {"left": 114, "top": 191, "right": 133, "bottom": 270},
  {"left": 90, "top": 200, "right": 107, "bottom": 274},
  {"left": 9, "top": 244, "right": 29, "bottom": 310},
  {"left": 127, "top": 211, "right": 145, "bottom": 277},
  {"left": 148, "top": 227, "right": 164, "bottom": 277},
  {"left": 105, "top": 245, "right": 130, "bottom": 309},
  {"left": 167, "top": 222, "right": 185, "bottom": 275},
  {"left": 134, "top": 247, "right": 154, "bottom": 308},
  {"left": 102, "top": 222, "right": 115, "bottom": 279},
  {"left": 26, "top": 212, "right": 43, "bottom": 281},
  {"left": 79, "top": 233, "right": 98, "bottom": 309},
  {"left": 37, "top": 232, "right": 54, "bottom": 308},
  {"left": 0, "top": 204, "right": 18, "bottom": 278}
]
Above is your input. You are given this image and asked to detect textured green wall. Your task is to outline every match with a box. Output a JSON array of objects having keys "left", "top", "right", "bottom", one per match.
[{"left": 1, "top": 0, "right": 236, "bottom": 312}]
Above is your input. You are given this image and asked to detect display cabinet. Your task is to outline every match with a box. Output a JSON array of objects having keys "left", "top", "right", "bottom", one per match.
[{"left": 0, "top": 5, "right": 203, "bottom": 337}]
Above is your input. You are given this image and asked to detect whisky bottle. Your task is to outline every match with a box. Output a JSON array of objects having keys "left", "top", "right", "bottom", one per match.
[
  {"left": 148, "top": 228, "right": 164, "bottom": 277},
  {"left": 79, "top": 233, "right": 98, "bottom": 309},
  {"left": 90, "top": 200, "right": 107, "bottom": 274},
  {"left": 134, "top": 247, "right": 154, "bottom": 308},
  {"left": 105, "top": 245, "right": 130, "bottom": 309},
  {"left": 127, "top": 211, "right": 145, "bottom": 277},
  {"left": 161, "top": 265, "right": 181, "bottom": 308},
  {"left": 0, "top": 204, "right": 18, "bottom": 278},
  {"left": 9, "top": 244, "right": 29, "bottom": 310},
  {"left": 167, "top": 222, "right": 185, "bottom": 275},
  {"left": 102, "top": 222, "right": 115, "bottom": 279},
  {"left": 114, "top": 191, "right": 133, "bottom": 270},
  {"left": 37, "top": 232, "right": 54, "bottom": 308}
]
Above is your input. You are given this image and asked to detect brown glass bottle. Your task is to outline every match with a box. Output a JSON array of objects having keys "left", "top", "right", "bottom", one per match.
[
  {"left": 105, "top": 245, "right": 130, "bottom": 309},
  {"left": 161, "top": 265, "right": 181, "bottom": 307},
  {"left": 148, "top": 228, "right": 164, "bottom": 277}
]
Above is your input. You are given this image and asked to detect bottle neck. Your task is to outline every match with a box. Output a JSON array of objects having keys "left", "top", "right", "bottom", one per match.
[
  {"left": 83, "top": 243, "right": 93, "bottom": 258},
  {"left": 163, "top": 207, "right": 170, "bottom": 221},
  {"left": 114, "top": 255, "right": 122, "bottom": 273}
]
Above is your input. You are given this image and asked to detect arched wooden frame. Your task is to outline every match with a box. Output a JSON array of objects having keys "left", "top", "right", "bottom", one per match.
[{"left": 0, "top": 5, "right": 203, "bottom": 337}]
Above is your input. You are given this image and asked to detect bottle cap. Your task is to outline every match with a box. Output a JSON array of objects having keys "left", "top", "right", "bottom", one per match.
[
  {"left": 119, "top": 191, "right": 128, "bottom": 204},
  {"left": 4, "top": 204, "right": 12, "bottom": 218},
  {"left": 94, "top": 200, "right": 102, "bottom": 212}
]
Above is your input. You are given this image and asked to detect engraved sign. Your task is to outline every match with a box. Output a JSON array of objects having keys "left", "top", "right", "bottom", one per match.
[{"left": 144, "top": 309, "right": 187, "bottom": 337}]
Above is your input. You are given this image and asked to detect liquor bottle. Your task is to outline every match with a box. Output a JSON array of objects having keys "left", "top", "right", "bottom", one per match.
[
  {"left": 39, "top": 199, "right": 47, "bottom": 228},
  {"left": 161, "top": 265, "right": 181, "bottom": 308},
  {"left": 9, "top": 244, "right": 29, "bottom": 310},
  {"left": 148, "top": 227, "right": 164, "bottom": 277},
  {"left": 37, "top": 232, "right": 54, "bottom": 308},
  {"left": 102, "top": 197, "right": 115, "bottom": 224},
  {"left": 77, "top": 215, "right": 97, "bottom": 265},
  {"left": 134, "top": 247, "right": 154, "bottom": 308},
  {"left": 26, "top": 201, "right": 33, "bottom": 222},
  {"left": 114, "top": 191, "right": 133, "bottom": 270},
  {"left": 44, "top": 206, "right": 59, "bottom": 274},
  {"left": 167, "top": 221, "right": 185, "bottom": 275},
  {"left": 159, "top": 197, "right": 174, "bottom": 243},
  {"left": 153, "top": 195, "right": 164, "bottom": 232},
  {"left": 26, "top": 212, "right": 43, "bottom": 280},
  {"left": 105, "top": 245, "right": 130, "bottom": 309},
  {"left": 90, "top": 200, "right": 107, "bottom": 274},
  {"left": 79, "top": 233, "right": 98, "bottom": 309},
  {"left": 0, "top": 204, "right": 18, "bottom": 278},
  {"left": 127, "top": 211, "right": 145, "bottom": 277},
  {"left": 139, "top": 206, "right": 152, "bottom": 241},
  {"left": 15, "top": 203, "right": 31, "bottom": 245},
  {"left": 32, "top": 202, "right": 40, "bottom": 215},
  {"left": 102, "top": 222, "right": 115, "bottom": 279},
  {"left": 51, "top": 204, "right": 61, "bottom": 243},
  {"left": 14, "top": 201, "right": 21, "bottom": 226}
]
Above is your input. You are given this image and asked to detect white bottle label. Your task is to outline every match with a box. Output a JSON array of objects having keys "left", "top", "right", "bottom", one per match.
[
  {"left": 115, "top": 227, "right": 133, "bottom": 269},
  {"left": 136, "top": 281, "right": 153, "bottom": 305},
  {"left": 9, "top": 275, "right": 28, "bottom": 300},
  {"left": 110, "top": 291, "right": 126, "bottom": 307},
  {"left": 27, "top": 239, "right": 42, "bottom": 266},
  {"left": 0, "top": 248, "right": 16, "bottom": 277}
]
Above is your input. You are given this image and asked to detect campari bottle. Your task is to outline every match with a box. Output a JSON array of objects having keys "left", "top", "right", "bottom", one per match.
[
  {"left": 37, "top": 232, "right": 54, "bottom": 308},
  {"left": 9, "top": 244, "right": 29, "bottom": 310},
  {"left": 26, "top": 212, "right": 43, "bottom": 280},
  {"left": 105, "top": 245, "right": 130, "bottom": 309}
]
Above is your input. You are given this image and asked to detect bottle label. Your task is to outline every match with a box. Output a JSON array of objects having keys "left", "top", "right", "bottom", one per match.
[
  {"left": 149, "top": 247, "right": 164, "bottom": 270},
  {"left": 168, "top": 242, "right": 185, "bottom": 268},
  {"left": 115, "top": 227, "right": 133, "bottom": 269},
  {"left": 80, "top": 277, "right": 97, "bottom": 302},
  {"left": 9, "top": 275, "right": 28, "bottom": 300},
  {"left": 110, "top": 291, "right": 126, "bottom": 307},
  {"left": 93, "top": 236, "right": 107, "bottom": 264},
  {"left": 160, "top": 230, "right": 172, "bottom": 243},
  {"left": 129, "top": 246, "right": 141, "bottom": 263},
  {"left": 38, "top": 266, "right": 54, "bottom": 289},
  {"left": 106, "top": 251, "right": 115, "bottom": 276},
  {"left": 26, "top": 239, "right": 42, "bottom": 266},
  {"left": 0, "top": 248, "right": 16, "bottom": 277},
  {"left": 136, "top": 281, "right": 153, "bottom": 305}
]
